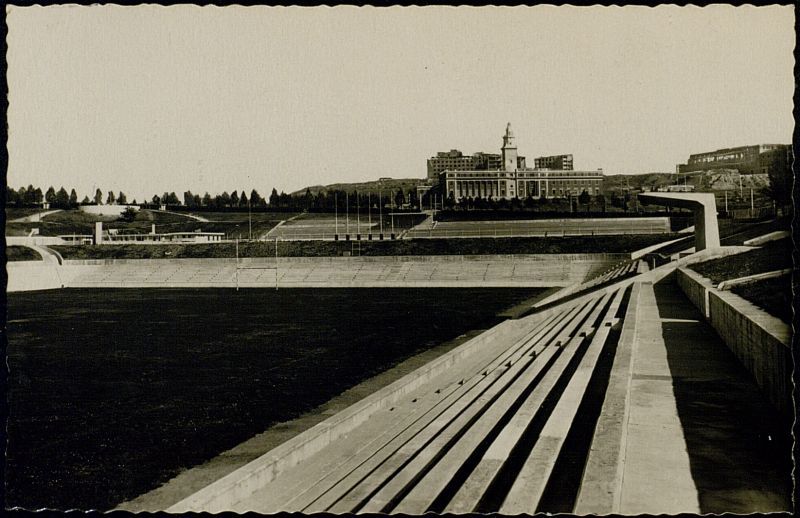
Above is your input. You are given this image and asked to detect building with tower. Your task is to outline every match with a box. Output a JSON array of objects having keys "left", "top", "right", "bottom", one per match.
[{"left": 435, "top": 124, "right": 603, "bottom": 202}]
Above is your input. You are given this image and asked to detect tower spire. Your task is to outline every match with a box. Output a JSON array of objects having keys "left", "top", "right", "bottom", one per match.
[{"left": 501, "top": 122, "right": 517, "bottom": 172}]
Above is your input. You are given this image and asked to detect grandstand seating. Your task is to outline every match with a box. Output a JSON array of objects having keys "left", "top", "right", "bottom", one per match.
[
  {"left": 405, "top": 217, "right": 670, "bottom": 239},
  {"left": 63, "top": 256, "right": 618, "bottom": 288},
  {"left": 167, "top": 284, "right": 629, "bottom": 514}
]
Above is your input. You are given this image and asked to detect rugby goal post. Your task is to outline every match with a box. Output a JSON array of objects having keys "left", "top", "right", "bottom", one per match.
[{"left": 234, "top": 237, "right": 279, "bottom": 291}]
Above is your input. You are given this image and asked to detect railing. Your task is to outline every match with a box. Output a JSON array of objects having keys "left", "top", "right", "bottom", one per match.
[{"left": 403, "top": 226, "right": 668, "bottom": 239}]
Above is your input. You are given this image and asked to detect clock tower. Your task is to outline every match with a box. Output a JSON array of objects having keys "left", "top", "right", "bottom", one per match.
[{"left": 501, "top": 122, "right": 518, "bottom": 172}]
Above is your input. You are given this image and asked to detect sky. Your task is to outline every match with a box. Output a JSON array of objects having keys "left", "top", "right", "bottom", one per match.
[{"left": 6, "top": 5, "right": 795, "bottom": 202}]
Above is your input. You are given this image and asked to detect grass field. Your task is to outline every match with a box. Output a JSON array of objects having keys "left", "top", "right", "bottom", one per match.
[
  {"left": 6, "top": 287, "right": 544, "bottom": 510},
  {"left": 4, "top": 209, "right": 292, "bottom": 238}
]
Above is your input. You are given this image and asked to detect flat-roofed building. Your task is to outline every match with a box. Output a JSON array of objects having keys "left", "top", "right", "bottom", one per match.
[
  {"left": 534, "top": 154, "right": 573, "bottom": 170},
  {"left": 441, "top": 124, "right": 603, "bottom": 202},
  {"left": 677, "top": 144, "right": 792, "bottom": 176}
]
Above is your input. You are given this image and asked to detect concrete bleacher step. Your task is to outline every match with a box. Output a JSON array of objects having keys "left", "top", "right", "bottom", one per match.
[
  {"left": 237, "top": 311, "right": 568, "bottom": 513},
  {"left": 318, "top": 303, "right": 591, "bottom": 514},
  {"left": 353, "top": 296, "right": 602, "bottom": 514},
  {"left": 499, "top": 287, "right": 626, "bottom": 514},
  {"left": 443, "top": 290, "right": 619, "bottom": 514}
]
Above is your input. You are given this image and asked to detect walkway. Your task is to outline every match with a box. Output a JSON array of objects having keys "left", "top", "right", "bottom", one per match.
[
  {"left": 577, "top": 278, "right": 791, "bottom": 514},
  {"left": 8, "top": 209, "right": 62, "bottom": 223}
]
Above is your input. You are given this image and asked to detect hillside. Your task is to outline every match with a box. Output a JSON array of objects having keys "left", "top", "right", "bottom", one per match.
[{"left": 291, "top": 178, "right": 426, "bottom": 196}]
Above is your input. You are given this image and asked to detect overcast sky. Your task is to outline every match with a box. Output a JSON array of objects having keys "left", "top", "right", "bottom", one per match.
[{"left": 7, "top": 5, "right": 795, "bottom": 202}]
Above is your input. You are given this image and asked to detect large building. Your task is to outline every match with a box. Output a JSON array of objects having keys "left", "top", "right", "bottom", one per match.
[
  {"left": 534, "top": 154, "right": 573, "bottom": 170},
  {"left": 426, "top": 150, "right": 524, "bottom": 181},
  {"left": 677, "top": 144, "right": 792, "bottom": 176},
  {"left": 439, "top": 124, "right": 603, "bottom": 202}
]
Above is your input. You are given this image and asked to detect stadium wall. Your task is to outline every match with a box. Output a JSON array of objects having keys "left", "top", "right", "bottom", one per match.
[{"left": 676, "top": 267, "right": 791, "bottom": 416}]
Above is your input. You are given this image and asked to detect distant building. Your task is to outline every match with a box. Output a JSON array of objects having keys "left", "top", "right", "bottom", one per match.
[
  {"left": 440, "top": 124, "right": 603, "bottom": 202},
  {"left": 677, "top": 144, "right": 792, "bottom": 176},
  {"left": 534, "top": 154, "right": 574, "bottom": 170},
  {"left": 426, "top": 150, "right": 525, "bottom": 181}
]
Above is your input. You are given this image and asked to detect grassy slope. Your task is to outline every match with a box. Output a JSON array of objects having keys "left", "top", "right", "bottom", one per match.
[
  {"left": 6, "top": 246, "right": 43, "bottom": 261},
  {"left": 690, "top": 238, "right": 792, "bottom": 323}
]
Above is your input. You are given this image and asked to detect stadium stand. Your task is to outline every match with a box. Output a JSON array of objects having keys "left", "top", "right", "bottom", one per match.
[
  {"left": 405, "top": 217, "right": 670, "bottom": 239},
  {"left": 167, "top": 285, "right": 627, "bottom": 514}
]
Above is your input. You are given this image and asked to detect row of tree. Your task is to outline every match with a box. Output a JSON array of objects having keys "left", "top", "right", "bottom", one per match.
[
  {"left": 6, "top": 185, "right": 423, "bottom": 212},
  {"left": 6, "top": 186, "right": 135, "bottom": 208}
]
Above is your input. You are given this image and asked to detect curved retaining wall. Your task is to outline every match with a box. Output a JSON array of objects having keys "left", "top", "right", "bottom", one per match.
[
  {"left": 676, "top": 267, "right": 791, "bottom": 417},
  {"left": 7, "top": 261, "right": 64, "bottom": 292}
]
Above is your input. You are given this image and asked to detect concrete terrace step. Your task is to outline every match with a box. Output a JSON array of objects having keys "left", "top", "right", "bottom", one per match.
[{"left": 167, "top": 287, "right": 631, "bottom": 514}]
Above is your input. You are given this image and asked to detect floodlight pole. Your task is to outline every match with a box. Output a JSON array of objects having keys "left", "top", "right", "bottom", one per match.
[
  {"left": 357, "top": 191, "right": 360, "bottom": 236},
  {"left": 235, "top": 238, "right": 239, "bottom": 291},
  {"left": 275, "top": 237, "right": 279, "bottom": 290},
  {"left": 379, "top": 189, "right": 383, "bottom": 235},
  {"left": 334, "top": 192, "right": 338, "bottom": 237},
  {"left": 248, "top": 198, "right": 252, "bottom": 241},
  {"left": 346, "top": 193, "right": 349, "bottom": 235},
  {"left": 368, "top": 192, "right": 372, "bottom": 230}
]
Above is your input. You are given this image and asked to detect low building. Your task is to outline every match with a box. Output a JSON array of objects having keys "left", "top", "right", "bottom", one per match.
[{"left": 677, "top": 144, "right": 792, "bottom": 176}]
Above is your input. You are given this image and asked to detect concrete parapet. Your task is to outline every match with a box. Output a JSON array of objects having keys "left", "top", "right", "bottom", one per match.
[
  {"left": 637, "top": 192, "right": 719, "bottom": 251},
  {"left": 742, "top": 230, "right": 790, "bottom": 246},
  {"left": 708, "top": 289, "right": 791, "bottom": 417},
  {"left": 6, "top": 261, "right": 64, "bottom": 292},
  {"left": 676, "top": 267, "right": 713, "bottom": 318},
  {"left": 6, "top": 235, "right": 67, "bottom": 246},
  {"left": 677, "top": 267, "right": 792, "bottom": 417}
]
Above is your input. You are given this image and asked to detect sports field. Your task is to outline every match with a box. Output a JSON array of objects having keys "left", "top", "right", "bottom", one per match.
[{"left": 5, "top": 287, "right": 545, "bottom": 510}]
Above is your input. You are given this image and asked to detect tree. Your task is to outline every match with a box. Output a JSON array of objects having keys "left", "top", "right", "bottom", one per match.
[
  {"left": 119, "top": 206, "right": 137, "bottom": 222},
  {"left": 230, "top": 190, "right": 240, "bottom": 207},
  {"left": 33, "top": 187, "right": 44, "bottom": 204},
  {"left": 95, "top": 188, "right": 104, "bottom": 205},
  {"left": 597, "top": 193, "right": 607, "bottom": 213},
  {"left": 183, "top": 191, "right": 195, "bottom": 207},
  {"left": 394, "top": 188, "right": 405, "bottom": 208},
  {"left": 56, "top": 187, "right": 69, "bottom": 208},
  {"left": 107, "top": 190, "right": 116, "bottom": 205},
  {"left": 69, "top": 189, "right": 78, "bottom": 207},
  {"left": 45, "top": 186, "right": 56, "bottom": 204},
  {"left": 117, "top": 192, "right": 127, "bottom": 204},
  {"left": 202, "top": 192, "right": 212, "bottom": 207},
  {"left": 219, "top": 191, "right": 231, "bottom": 207},
  {"left": 165, "top": 192, "right": 179, "bottom": 205},
  {"left": 269, "top": 188, "right": 280, "bottom": 207},
  {"left": 81, "top": 195, "right": 91, "bottom": 205},
  {"left": 304, "top": 188, "right": 313, "bottom": 211},
  {"left": 240, "top": 190, "right": 248, "bottom": 207},
  {"left": 578, "top": 190, "right": 591, "bottom": 212},
  {"left": 16, "top": 186, "right": 27, "bottom": 206},
  {"left": 7, "top": 186, "right": 19, "bottom": 206},
  {"left": 250, "top": 189, "right": 262, "bottom": 206},
  {"left": 152, "top": 194, "right": 161, "bottom": 206}
]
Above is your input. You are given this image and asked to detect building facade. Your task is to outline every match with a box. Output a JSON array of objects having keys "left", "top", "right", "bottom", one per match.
[
  {"left": 534, "top": 154, "right": 573, "bottom": 170},
  {"left": 677, "top": 144, "right": 792, "bottom": 176},
  {"left": 441, "top": 124, "right": 603, "bottom": 202}
]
